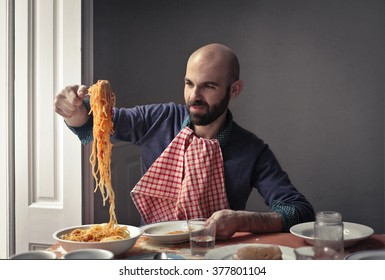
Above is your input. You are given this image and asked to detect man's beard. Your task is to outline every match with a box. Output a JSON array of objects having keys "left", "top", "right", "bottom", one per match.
[{"left": 187, "top": 89, "right": 231, "bottom": 126}]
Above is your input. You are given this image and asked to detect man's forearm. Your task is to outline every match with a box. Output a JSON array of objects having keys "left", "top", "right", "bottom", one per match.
[{"left": 237, "top": 211, "right": 284, "bottom": 233}]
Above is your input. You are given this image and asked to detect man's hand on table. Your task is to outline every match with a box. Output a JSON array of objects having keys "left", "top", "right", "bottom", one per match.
[{"left": 207, "top": 209, "right": 284, "bottom": 240}]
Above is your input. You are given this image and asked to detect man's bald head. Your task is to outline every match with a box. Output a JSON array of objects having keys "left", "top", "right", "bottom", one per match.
[{"left": 188, "top": 43, "right": 240, "bottom": 83}]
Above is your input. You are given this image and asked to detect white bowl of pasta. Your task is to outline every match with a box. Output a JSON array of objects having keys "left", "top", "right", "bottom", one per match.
[{"left": 53, "top": 223, "right": 143, "bottom": 257}]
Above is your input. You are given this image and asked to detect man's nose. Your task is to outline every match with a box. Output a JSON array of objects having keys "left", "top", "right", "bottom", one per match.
[{"left": 190, "top": 86, "right": 202, "bottom": 100}]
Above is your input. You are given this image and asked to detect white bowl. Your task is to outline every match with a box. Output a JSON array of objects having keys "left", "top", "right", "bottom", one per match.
[
  {"left": 53, "top": 224, "right": 143, "bottom": 256},
  {"left": 141, "top": 221, "right": 189, "bottom": 244},
  {"left": 10, "top": 250, "right": 57, "bottom": 259},
  {"left": 63, "top": 248, "right": 114, "bottom": 259},
  {"left": 290, "top": 222, "right": 374, "bottom": 248}
]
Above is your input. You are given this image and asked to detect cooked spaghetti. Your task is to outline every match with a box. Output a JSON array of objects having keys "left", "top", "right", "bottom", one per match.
[
  {"left": 61, "top": 223, "right": 129, "bottom": 242},
  {"left": 61, "top": 80, "right": 129, "bottom": 242},
  {"left": 88, "top": 80, "right": 116, "bottom": 226}
]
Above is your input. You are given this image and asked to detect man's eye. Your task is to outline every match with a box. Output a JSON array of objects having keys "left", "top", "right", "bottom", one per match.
[{"left": 205, "top": 84, "right": 216, "bottom": 89}]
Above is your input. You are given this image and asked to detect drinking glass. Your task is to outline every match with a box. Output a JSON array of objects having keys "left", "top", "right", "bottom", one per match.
[
  {"left": 188, "top": 218, "right": 216, "bottom": 256},
  {"left": 314, "top": 211, "right": 344, "bottom": 259}
]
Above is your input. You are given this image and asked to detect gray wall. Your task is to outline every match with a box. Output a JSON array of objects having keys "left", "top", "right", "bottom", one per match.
[{"left": 92, "top": 0, "right": 385, "bottom": 232}]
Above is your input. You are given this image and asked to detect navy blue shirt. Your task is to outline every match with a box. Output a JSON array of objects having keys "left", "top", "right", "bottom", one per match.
[{"left": 70, "top": 102, "right": 314, "bottom": 230}]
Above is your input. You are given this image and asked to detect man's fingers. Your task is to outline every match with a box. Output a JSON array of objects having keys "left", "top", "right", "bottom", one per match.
[
  {"left": 54, "top": 96, "right": 78, "bottom": 118},
  {"left": 54, "top": 84, "right": 86, "bottom": 119},
  {"left": 54, "top": 107, "right": 73, "bottom": 119},
  {"left": 63, "top": 85, "right": 84, "bottom": 107},
  {"left": 77, "top": 85, "right": 88, "bottom": 98},
  {"left": 54, "top": 84, "right": 91, "bottom": 126}
]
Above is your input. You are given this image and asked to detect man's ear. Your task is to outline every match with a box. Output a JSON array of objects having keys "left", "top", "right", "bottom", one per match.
[{"left": 230, "top": 80, "right": 244, "bottom": 99}]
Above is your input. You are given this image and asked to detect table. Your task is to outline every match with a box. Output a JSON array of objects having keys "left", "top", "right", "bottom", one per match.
[{"left": 48, "top": 232, "right": 385, "bottom": 259}]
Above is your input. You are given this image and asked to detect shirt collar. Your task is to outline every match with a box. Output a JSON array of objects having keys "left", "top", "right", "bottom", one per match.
[{"left": 181, "top": 109, "right": 233, "bottom": 148}]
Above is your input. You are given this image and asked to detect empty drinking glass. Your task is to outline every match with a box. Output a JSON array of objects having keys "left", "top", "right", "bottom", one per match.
[{"left": 314, "top": 211, "right": 344, "bottom": 259}]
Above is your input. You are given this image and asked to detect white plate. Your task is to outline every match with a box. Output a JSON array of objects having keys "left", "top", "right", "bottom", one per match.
[
  {"left": 345, "top": 250, "right": 385, "bottom": 260},
  {"left": 290, "top": 222, "right": 374, "bottom": 248},
  {"left": 205, "top": 244, "right": 295, "bottom": 260},
  {"left": 141, "top": 221, "right": 189, "bottom": 244}
]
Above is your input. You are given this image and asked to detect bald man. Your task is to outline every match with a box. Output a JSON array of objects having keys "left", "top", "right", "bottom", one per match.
[{"left": 54, "top": 43, "right": 314, "bottom": 240}]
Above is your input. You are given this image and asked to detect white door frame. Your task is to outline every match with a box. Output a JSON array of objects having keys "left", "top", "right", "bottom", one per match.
[
  {"left": 0, "top": 0, "right": 14, "bottom": 259},
  {"left": 9, "top": 0, "right": 82, "bottom": 256}
]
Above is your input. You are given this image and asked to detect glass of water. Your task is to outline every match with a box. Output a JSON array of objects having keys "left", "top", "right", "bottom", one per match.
[{"left": 188, "top": 218, "right": 216, "bottom": 256}]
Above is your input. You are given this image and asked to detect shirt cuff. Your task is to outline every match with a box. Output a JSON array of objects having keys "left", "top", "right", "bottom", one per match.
[{"left": 271, "top": 200, "right": 300, "bottom": 232}]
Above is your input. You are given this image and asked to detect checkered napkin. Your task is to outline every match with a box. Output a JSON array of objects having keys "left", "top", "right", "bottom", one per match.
[{"left": 130, "top": 127, "right": 229, "bottom": 224}]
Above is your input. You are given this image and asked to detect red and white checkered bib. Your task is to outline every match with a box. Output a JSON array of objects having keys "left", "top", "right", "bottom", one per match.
[{"left": 130, "top": 127, "right": 229, "bottom": 224}]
